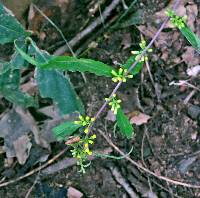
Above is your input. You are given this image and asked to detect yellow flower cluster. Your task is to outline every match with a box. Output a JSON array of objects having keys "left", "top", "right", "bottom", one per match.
[
  {"left": 70, "top": 134, "right": 97, "bottom": 173},
  {"left": 166, "top": 9, "right": 187, "bottom": 29},
  {"left": 131, "top": 39, "right": 152, "bottom": 62},
  {"left": 83, "top": 134, "right": 96, "bottom": 156},
  {"left": 111, "top": 68, "right": 133, "bottom": 83},
  {"left": 74, "top": 115, "right": 95, "bottom": 134},
  {"left": 105, "top": 94, "right": 121, "bottom": 114}
]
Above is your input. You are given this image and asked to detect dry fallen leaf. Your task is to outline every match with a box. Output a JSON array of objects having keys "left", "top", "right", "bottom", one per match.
[
  {"left": 0, "top": 107, "right": 49, "bottom": 164},
  {"left": 182, "top": 47, "right": 200, "bottom": 67},
  {"left": 186, "top": 3, "right": 198, "bottom": 31},
  {"left": 130, "top": 111, "right": 151, "bottom": 126},
  {"left": 13, "top": 135, "right": 32, "bottom": 165},
  {"left": 187, "top": 65, "right": 200, "bottom": 77},
  {"left": 138, "top": 25, "right": 169, "bottom": 49},
  {"left": 121, "top": 33, "right": 132, "bottom": 49},
  {"left": 105, "top": 110, "right": 116, "bottom": 122},
  {"left": 38, "top": 105, "right": 61, "bottom": 119},
  {"left": 67, "top": 187, "right": 83, "bottom": 198},
  {"left": 0, "top": 108, "right": 32, "bottom": 159},
  {"left": 20, "top": 80, "right": 38, "bottom": 96},
  {"left": 39, "top": 106, "right": 79, "bottom": 143}
]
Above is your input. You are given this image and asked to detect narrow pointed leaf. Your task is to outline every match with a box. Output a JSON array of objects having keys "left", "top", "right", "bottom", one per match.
[
  {"left": 40, "top": 56, "right": 114, "bottom": 77},
  {"left": 180, "top": 26, "right": 200, "bottom": 52},
  {"left": 15, "top": 39, "right": 115, "bottom": 77},
  {"left": 116, "top": 108, "right": 134, "bottom": 138},
  {"left": 53, "top": 121, "right": 81, "bottom": 141}
]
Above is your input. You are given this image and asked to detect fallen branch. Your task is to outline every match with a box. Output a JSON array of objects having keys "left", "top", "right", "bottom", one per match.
[
  {"left": 53, "top": 0, "right": 121, "bottom": 55},
  {"left": 0, "top": 148, "right": 68, "bottom": 188},
  {"left": 98, "top": 129, "right": 200, "bottom": 189},
  {"left": 110, "top": 165, "right": 139, "bottom": 198},
  {"left": 41, "top": 147, "right": 112, "bottom": 175},
  {"left": 0, "top": 147, "right": 112, "bottom": 188}
]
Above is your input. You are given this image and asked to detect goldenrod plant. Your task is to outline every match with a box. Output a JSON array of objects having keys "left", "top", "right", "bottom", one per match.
[{"left": 1, "top": 2, "right": 200, "bottom": 173}]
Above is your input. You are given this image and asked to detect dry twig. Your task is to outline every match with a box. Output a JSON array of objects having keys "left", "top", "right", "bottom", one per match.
[
  {"left": 110, "top": 166, "right": 139, "bottom": 198},
  {"left": 54, "top": 0, "right": 121, "bottom": 55},
  {"left": 0, "top": 148, "right": 68, "bottom": 188},
  {"left": 98, "top": 129, "right": 200, "bottom": 189}
]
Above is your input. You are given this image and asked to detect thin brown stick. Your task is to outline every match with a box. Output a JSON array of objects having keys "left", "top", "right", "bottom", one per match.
[
  {"left": 98, "top": 129, "right": 200, "bottom": 189},
  {"left": 0, "top": 148, "right": 68, "bottom": 188},
  {"left": 110, "top": 166, "right": 139, "bottom": 198},
  {"left": 0, "top": 147, "right": 112, "bottom": 188},
  {"left": 184, "top": 90, "right": 197, "bottom": 104},
  {"left": 151, "top": 180, "right": 182, "bottom": 198},
  {"left": 54, "top": 0, "right": 121, "bottom": 55},
  {"left": 25, "top": 173, "right": 40, "bottom": 198}
]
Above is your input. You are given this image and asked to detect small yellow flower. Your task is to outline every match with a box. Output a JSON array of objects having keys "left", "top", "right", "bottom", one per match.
[
  {"left": 131, "top": 51, "right": 140, "bottom": 55},
  {"left": 88, "top": 140, "right": 94, "bottom": 144},
  {"left": 85, "top": 116, "right": 90, "bottom": 121},
  {"left": 166, "top": 9, "right": 187, "bottom": 29},
  {"left": 105, "top": 94, "right": 121, "bottom": 114},
  {"left": 85, "top": 148, "right": 90, "bottom": 153},
  {"left": 131, "top": 39, "right": 152, "bottom": 63},
  {"left": 91, "top": 117, "right": 95, "bottom": 122},
  {"left": 85, "top": 143, "right": 89, "bottom": 147},
  {"left": 74, "top": 120, "right": 81, "bottom": 124},
  {"left": 74, "top": 115, "right": 95, "bottom": 134},
  {"left": 90, "top": 134, "right": 96, "bottom": 139},
  {"left": 84, "top": 127, "right": 89, "bottom": 134},
  {"left": 111, "top": 68, "right": 133, "bottom": 83}
]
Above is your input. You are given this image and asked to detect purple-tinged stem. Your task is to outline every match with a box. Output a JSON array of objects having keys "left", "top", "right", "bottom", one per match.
[{"left": 91, "top": 0, "right": 181, "bottom": 130}]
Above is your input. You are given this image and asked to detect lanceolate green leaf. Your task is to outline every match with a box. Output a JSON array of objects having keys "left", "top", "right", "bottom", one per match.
[
  {"left": 116, "top": 108, "right": 134, "bottom": 139},
  {"left": 180, "top": 26, "right": 200, "bottom": 52},
  {"left": 53, "top": 121, "right": 81, "bottom": 141},
  {"left": 0, "top": 4, "right": 30, "bottom": 44},
  {"left": 123, "top": 56, "right": 143, "bottom": 75},
  {"left": 15, "top": 38, "right": 115, "bottom": 77},
  {"left": 40, "top": 56, "right": 114, "bottom": 77}
]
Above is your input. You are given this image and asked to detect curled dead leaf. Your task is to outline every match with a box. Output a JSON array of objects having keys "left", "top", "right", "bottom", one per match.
[
  {"left": 13, "top": 135, "right": 32, "bottom": 165},
  {"left": 129, "top": 111, "right": 151, "bottom": 126},
  {"left": 187, "top": 65, "right": 200, "bottom": 77},
  {"left": 182, "top": 47, "right": 200, "bottom": 67},
  {"left": 65, "top": 136, "right": 80, "bottom": 145},
  {"left": 67, "top": 186, "right": 83, "bottom": 198}
]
